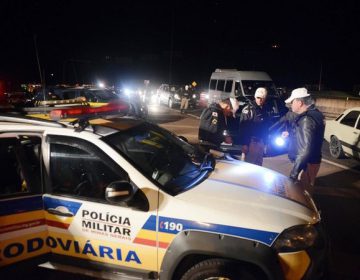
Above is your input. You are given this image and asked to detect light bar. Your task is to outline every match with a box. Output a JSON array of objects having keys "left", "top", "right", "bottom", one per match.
[{"left": 50, "top": 101, "right": 129, "bottom": 120}]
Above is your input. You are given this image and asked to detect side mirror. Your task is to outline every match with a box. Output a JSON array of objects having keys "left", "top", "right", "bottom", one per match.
[
  {"left": 105, "top": 181, "right": 150, "bottom": 212},
  {"left": 105, "top": 181, "right": 134, "bottom": 204}
]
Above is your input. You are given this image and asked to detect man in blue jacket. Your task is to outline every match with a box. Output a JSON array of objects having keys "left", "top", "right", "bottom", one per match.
[{"left": 285, "top": 88, "right": 325, "bottom": 195}]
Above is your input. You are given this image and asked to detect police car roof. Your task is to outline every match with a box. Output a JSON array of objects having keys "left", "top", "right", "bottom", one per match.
[{"left": 0, "top": 114, "right": 145, "bottom": 136}]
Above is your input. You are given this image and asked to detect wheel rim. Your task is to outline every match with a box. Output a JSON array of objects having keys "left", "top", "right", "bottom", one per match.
[{"left": 330, "top": 137, "right": 341, "bottom": 157}]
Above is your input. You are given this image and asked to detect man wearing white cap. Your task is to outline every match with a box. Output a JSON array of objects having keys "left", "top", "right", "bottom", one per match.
[
  {"left": 285, "top": 88, "right": 325, "bottom": 195},
  {"left": 238, "top": 87, "right": 271, "bottom": 166}
]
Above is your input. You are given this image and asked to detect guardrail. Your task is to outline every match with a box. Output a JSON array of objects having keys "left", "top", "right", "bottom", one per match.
[{"left": 315, "top": 97, "right": 360, "bottom": 119}]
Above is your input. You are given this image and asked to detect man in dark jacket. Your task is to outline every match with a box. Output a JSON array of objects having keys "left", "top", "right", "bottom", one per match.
[
  {"left": 285, "top": 88, "right": 325, "bottom": 195},
  {"left": 238, "top": 87, "right": 271, "bottom": 165}
]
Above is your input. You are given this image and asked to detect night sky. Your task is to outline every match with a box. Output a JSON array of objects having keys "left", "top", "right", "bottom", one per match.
[{"left": 1, "top": 0, "right": 360, "bottom": 91}]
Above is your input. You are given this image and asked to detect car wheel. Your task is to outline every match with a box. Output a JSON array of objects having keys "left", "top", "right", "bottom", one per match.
[
  {"left": 329, "top": 136, "right": 344, "bottom": 159},
  {"left": 168, "top": 98, "right": 173, "bottom": 108},
  {"left": 180, "top": 259, "right": 258, "bottom": 280}
]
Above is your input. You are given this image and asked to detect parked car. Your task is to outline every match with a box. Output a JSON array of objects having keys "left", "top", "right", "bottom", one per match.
[
  {"left": 324, "top": 107, "right": 360, "bottom": 159},
  {"left": 158, "top": 84, "right": 180, "bottom": 108},
  {"left": 0, "top": 111, "right": 327, "bottom": 280}
]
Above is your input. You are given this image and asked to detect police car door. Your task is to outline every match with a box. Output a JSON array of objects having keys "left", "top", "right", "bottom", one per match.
[
  {"left": 0, "top": 134, "right": 48, "bottom": 269},
  {"left": 43, "top": 135, "right": 158, "bottom": 277}
]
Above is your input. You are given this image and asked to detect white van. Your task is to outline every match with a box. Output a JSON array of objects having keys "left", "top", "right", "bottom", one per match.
[{"left": 208, "top": 69, "right": 279, "bottom": 104}]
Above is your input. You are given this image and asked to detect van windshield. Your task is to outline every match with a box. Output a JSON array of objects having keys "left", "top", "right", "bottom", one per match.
[{"left": 242, "top": 81, "right": 278, "bottom": 97}]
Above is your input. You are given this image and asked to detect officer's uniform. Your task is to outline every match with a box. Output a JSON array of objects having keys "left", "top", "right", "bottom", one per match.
[
  {"left": 180, "top": 86, "right": 190, "bottom": 113},
  {"left": 239, "top": 100, "right": 270, "bottom": 166}
]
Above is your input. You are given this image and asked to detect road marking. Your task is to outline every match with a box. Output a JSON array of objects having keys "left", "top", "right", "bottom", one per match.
[
  {"left": 186, "top": 113, "right": 200, "bottom": 119},
  {"left": 322, "top": 158, "right": 360, "bottom": 175}
]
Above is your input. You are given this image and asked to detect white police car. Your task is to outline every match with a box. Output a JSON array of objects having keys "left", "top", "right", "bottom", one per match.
[{"left": 0, "top": 107, "right": 327, "bottom": 280}]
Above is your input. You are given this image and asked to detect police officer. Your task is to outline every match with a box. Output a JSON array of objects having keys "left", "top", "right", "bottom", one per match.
[
  {"left": 238, "top": 87, "right": 271, "bottom": 166},
  {"left": 198, "top": 98, "right": 234, "bottom": 147},
  {"left": 180, "top": 85, "right": 190, "bottom": 114}
]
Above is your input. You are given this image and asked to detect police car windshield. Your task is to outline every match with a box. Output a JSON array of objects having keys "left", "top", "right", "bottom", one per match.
[
  {"left": 242, "top": 81, "right": 278, "bottom": 97},
  {"left": 103, "top": 123, "right": 213, "bottom": 195}
]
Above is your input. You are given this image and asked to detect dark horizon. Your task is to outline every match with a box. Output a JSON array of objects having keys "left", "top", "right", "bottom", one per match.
[{"left": 1, "top": 0, "right": 360, "bottom": 91}]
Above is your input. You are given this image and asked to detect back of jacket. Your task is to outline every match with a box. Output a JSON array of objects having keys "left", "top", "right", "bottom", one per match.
[{"left": 198, "top": 103, "right": 226, "bottom": 146}]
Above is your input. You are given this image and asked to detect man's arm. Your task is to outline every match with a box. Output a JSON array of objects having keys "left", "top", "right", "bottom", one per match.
[{"left": 289, "top": 116, "right": 316, "bottom": 180}]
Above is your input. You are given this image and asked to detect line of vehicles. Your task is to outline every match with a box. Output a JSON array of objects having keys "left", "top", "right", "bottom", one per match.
[{"left": 1, "top": 69, "right": 359, "bottom": 161}]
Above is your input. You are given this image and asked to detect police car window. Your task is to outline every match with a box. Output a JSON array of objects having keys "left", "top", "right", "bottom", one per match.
[
  {"left": 49, "top": 137, "right": 127, "bottom": 200},
  {"left": 209, "top": 79, "right": 217, "bottom": 90},
  {"left": 340, "top": 111, "right": 359, "bottom": 127},
  {"left": 216, "top": 80, "right": 225, "bottom": 91},
  {"left": 225, "top": 80, "right": 233, "bottom": 93},
  {"left": 0, "top": 136, "right": 42, "bottom": 196}
]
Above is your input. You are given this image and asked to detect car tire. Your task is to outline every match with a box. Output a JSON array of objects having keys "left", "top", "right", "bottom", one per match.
[
  {"left": 329, "top": 136, "right": 345, "bottom": 159},
  {"left": 180, "top": 258, "right": 258, "bottom": 280}
]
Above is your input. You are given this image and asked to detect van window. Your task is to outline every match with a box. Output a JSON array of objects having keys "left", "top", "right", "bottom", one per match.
[
  {"left": 210, "top": 79, "right": 217, "bottom": 90},
  {"left": 235, "top": 82, "right": 241, "bottom": 97},
  {"left": 242, "top": 81, "right": 277, "bottom": 96},
  {"left": 225, "top": 80, "right": 233, "bottom": 93},
  {"left": 217, "top": 80, "right": 225, "bottom": 91}
]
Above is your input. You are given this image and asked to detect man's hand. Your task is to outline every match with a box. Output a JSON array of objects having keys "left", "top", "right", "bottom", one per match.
[
  {"left": 281, "top": 131, "right": 289, "bottom": 138},
  {"left": 241, "top": 145, "right": 248, "bottom": 154}
]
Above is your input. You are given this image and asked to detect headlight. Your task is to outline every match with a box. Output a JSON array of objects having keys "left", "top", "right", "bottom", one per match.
[
  {"left": 174, "top": 94, "right": 180, "bottom": 99},
  {"left": 192, "top": 94, "right": 196, "bottom": 99},
  {"left": 273, "top": 224, "right": 318, "bottom": 252}
]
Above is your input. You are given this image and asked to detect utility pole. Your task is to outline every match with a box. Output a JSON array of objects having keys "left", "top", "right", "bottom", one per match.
[
  {"left": 33, "top": 35, "right": 44, "bottom": 86},
  {"left": 318, "top": 62, "right": 323, "bottom": 91},
  {"left": 168, "top": 1, "right": 176, "bottom": 84}
]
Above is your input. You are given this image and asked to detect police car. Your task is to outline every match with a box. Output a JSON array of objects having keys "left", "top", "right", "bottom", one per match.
[{"left": 0, "top": 104, "right": 327, "bottom": 280}]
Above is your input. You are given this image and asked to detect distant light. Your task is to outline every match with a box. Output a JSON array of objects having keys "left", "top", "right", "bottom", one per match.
[
  {"left": 98, "top": 82, "right": 105, "bottom": 88},
  {"left": 124, "top": 88, "right": 132, "bottom": 96},
  {"left": 50, "top": 73, "right": 54, "bottom": 77},
  {"left": 272, "top": 44, "right": 280, "bottom": 49}
]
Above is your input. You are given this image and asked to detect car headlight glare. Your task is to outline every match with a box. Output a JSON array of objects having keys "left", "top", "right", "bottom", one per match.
[
  {"left": 273, "top": 224, "right": 318, "bottom": 252},
  {"left": 174, "top": 94, "right": 180, "bottom": 99}
]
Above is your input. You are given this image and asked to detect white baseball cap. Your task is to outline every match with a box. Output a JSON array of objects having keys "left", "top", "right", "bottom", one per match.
[
  {"left": 285, "top": 88, "right": 310, "bottom": 103},
  {"left": 254, "top": 87, "right": 267, "bottom": 99}
]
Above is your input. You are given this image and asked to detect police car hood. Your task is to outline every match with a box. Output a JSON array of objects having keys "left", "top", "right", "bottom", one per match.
[{"left": 178, "top": 160, "right": 319, "bottom": 224}]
